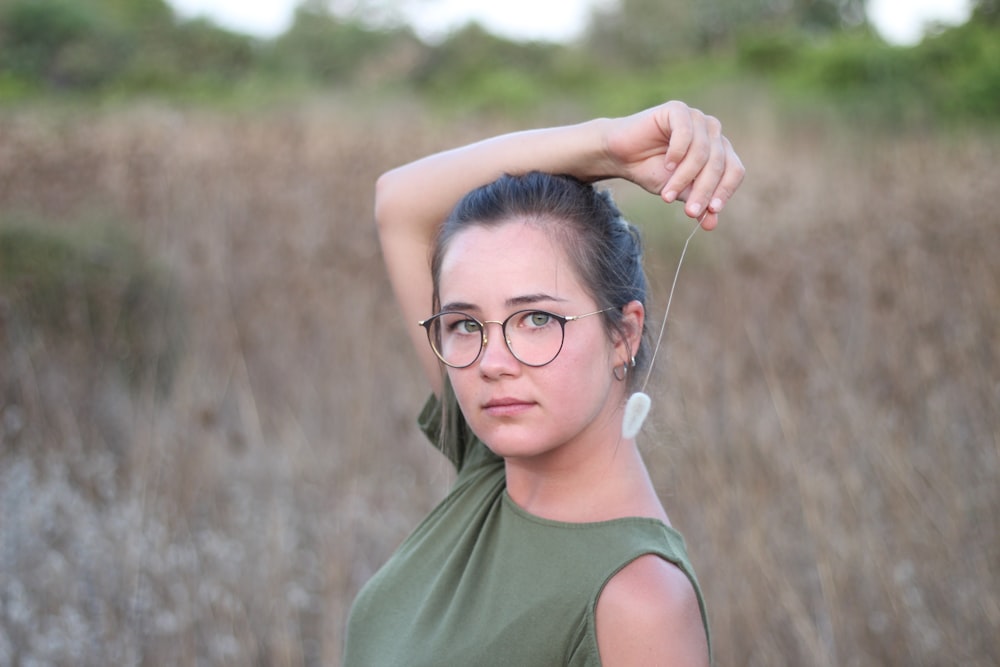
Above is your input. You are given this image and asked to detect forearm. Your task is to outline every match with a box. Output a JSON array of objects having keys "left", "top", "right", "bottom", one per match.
[{"left": 374, "top": 118, "right": 615, "bottom": 241}]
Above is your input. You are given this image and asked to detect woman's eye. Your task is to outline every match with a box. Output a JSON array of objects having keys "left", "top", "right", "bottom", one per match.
[
  {"left": 526, "top": 311, "right": 552, "bottom": 328},
  {"left": 456, "top": 319, "right": 481, "bottom": 335}
]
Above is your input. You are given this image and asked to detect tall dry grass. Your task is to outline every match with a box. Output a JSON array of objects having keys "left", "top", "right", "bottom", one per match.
[{"left": 0, "top": 98, "right": 996, "bottom": 666}]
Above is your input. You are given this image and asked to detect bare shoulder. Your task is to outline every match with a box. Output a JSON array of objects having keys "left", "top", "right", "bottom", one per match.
[{"left": 595, "top": 554, "right": 709, "bottom": 667}]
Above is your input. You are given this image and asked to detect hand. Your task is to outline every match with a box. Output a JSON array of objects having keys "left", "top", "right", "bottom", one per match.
[{"left": 604, "top": 101, "right": 745, "bottom": 230}]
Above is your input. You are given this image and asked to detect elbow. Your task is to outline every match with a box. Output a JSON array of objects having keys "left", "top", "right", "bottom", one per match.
[{"left": 373, "top": 169, "right": 398, "bottom": 233}]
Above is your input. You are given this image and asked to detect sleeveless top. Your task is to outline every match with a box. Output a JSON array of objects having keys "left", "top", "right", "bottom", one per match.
[{"left": 342, "top": 389, "right": 711, "bottom": 666}]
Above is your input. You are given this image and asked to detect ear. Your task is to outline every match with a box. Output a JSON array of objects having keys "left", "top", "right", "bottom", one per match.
[{"left": 615, "top": 300, "right": 645, "bottom": 364}]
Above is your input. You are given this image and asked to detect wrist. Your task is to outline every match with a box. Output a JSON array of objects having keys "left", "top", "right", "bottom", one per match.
[
  {"left": 517, "top": 118, "right": 615, "bottom": 184},
  {"left": 568, "top": 117, "right": 618, "bottom": 183}
]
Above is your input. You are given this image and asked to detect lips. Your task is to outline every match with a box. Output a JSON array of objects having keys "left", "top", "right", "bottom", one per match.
[{"left": 482, "top": 397, "right": 535, "bottom": 417}]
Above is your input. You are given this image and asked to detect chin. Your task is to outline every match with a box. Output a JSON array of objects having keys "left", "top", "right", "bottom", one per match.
[
  {"left": 469, "top": 420, "right": 537, "bottom": 455},
  {"left": 485, "top": 441, "right": 553, "bottom": 460},
  {"left": 477, "top": 425, "right": 571, "bottom": 462}
]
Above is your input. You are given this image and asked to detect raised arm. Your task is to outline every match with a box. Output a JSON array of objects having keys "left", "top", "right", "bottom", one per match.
[{"left": 373, "top": 101, "right": 744, "bottom": 394}]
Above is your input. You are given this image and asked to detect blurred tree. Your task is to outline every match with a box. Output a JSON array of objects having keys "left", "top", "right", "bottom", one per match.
[
  {"left": 0, "top": 0, "right": 261, "bottom": 92},
  {"left": 408, "top": 21, "right": 574, "bottom": 112},
  {"left": 98, "top": 0, "right": 173, "bottom": 26},
  {"left": 0, "top": 0, "right": 129, "bottom": 88},
  {"left": 324, "top": 0, "right": 407, "bottom": 27},
  {"left": 794, "top": 0, "right": 866, "bottom": 30},
  {"left": 265, "top": 0, "right": 418, "bottom": 84},
  {"left": 414, "top": 22, "right": 559, "bottom": 88},
  {"left": 915, "top": 4, "right": 1000, "bottom": 120},
  {"left": 120, "top": 17, "right": 257, "bottom": 91},
  {"left": 585, "top": 0, "right": 869, "bottom": 68},
  {"left": 973, "top": 0, "right": 998, "bottom": 24}
]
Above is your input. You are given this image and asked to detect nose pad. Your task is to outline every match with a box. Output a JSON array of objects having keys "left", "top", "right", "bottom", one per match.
[{"left": 478, "top": 323, "right": 519, "bottom": 373}]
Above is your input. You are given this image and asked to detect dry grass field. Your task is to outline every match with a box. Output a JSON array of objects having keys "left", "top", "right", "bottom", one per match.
[{"left": 0, "top": 96, "right": 997, "bottom": 666}]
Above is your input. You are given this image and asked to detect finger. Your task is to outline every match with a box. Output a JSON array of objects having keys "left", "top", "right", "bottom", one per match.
[
  {"left": 661, "top": 110, "right": 710, "bottom": 204},
  {"left": 677, "top": 117, "right": 725, "bottom": 218},
  {"left": 706, "top": 138, "right": 746, "bottom": 214},
  {"left": 699, "top": 210, "right": 719, "bottom": 231},
  {"left": 660, "top": 105, "right": 698, "bottom": 204}
]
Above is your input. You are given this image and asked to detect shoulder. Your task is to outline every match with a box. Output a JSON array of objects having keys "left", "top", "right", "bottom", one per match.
[{"left": 595, "top": 554, "right": 709, "bottom": 667}]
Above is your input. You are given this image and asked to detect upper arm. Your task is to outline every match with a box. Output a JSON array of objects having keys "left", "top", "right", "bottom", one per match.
[
  {"left": 595, "top": 554, "right": 709, "bottom": 667},
  {"left": 374, "top": 170, "right": 445, "bottom": 396}
]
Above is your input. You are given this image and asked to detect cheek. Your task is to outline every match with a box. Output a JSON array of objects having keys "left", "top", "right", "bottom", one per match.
[
  {"left": 544, "top": 335, "right": 617, "bottom": 400},
  {"left": 563, "top": 328, "right": 616, "bottom": 374},
  {"left": 446, "top": 367, "right": 471, "bottom": 395},
  {"left": 445, "top": 369, "right": 480, "bottom": 417}
]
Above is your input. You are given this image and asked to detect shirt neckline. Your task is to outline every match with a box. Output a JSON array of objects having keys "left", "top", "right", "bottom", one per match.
[{"left": 500, "top": 488, "right": 680, "bottom": 536}]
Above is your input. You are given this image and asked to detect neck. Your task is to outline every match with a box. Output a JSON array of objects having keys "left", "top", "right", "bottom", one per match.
[{"left": 503, "top": 425, "right": 665, "bottom": 524}]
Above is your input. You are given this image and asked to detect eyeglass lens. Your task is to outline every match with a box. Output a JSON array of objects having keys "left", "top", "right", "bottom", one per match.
[{"left": 428, "top": 310, "right": 566, "bottom": 368}]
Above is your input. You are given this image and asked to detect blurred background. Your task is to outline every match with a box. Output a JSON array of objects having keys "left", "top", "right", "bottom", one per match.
[{"left": 0, "top": 0, "right": 997, "bottom": 664}]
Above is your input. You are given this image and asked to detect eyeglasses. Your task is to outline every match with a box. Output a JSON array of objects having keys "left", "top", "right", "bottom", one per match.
[{"left": 418, "top": 307, "right": 613, "bottom": 369}]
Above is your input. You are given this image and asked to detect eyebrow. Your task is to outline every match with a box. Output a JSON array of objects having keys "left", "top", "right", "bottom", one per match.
[{"left": 440, "top": 293, "right": 567, "bottom": 313}]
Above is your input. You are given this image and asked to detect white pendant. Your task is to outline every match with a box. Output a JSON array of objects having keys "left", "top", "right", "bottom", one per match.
[{"left": 622, "top": 392, "right": 651, "bottom": 440}]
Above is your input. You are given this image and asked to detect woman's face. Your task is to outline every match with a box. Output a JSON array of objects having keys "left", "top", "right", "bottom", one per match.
[{"left": 438, "top": 219, "right": 629, "bottom": 463}]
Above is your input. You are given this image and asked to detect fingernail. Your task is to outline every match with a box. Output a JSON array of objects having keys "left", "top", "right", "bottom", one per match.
[
  {"left": 710, "top": 197, "right": 723, "bottom": 212},
  {"left": 688, "top": 202, "right": 702, "bottom": 216},
  {"left": 664, "top": 190, "right": 677, "bottom": 203}
]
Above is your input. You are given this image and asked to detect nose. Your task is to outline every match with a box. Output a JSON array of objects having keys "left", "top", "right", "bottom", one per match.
[{"left": 477, "top": 320, "right": 519, "bottom": 377}]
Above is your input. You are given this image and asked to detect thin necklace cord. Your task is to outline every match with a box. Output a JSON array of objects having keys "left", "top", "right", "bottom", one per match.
[{"left": 639, "top": 217, "right": 702, "bottom": 393}]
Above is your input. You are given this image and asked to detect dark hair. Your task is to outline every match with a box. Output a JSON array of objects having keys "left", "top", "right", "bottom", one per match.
[{"left": 430, "top": 171, "right": 651, "bottom": 391}]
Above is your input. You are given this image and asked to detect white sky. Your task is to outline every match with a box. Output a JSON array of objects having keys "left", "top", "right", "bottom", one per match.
[{"left": 167, "top": 0, "right": 974, "bottom": 46}]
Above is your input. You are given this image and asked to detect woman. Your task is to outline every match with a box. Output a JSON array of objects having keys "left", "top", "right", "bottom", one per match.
[{"left": 344, "top": 101, "right": 745, "bottom": 666}]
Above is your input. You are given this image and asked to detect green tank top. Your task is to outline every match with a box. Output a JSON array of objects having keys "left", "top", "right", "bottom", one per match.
[{"left": 343, "top": 390, "right": 711, "bottom": 666}]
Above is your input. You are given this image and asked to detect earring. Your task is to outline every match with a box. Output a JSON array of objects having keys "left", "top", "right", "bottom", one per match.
[
  {"left": 613, "top": 361, "right": 629, "bottom": 382},
  {"left": 623, "top": 392, "right": 652, "bottom": 439}
]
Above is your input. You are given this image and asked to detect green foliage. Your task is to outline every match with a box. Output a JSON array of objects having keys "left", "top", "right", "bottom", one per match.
[
  {"left": 413, "top": 24, "right": 555, "bottom": 108},
  {"left": 738, "top": 30, "right": 809, "bottom": 73},
  {"left": 424, "top": 64, "right": 547, "bottom": 116},
  {"left": 263, "top": 2, "right": 415, "bottom": 85},
  {"left": 0, "top": 220, "right": 183, "bottom": 393},
  {"left": 98, "top": 0, "right": 173, "bottom": 26},
  {"left": 974, "top": 0, "right": 999, "bottom": 24},
  {"left": 765, "top": 14, "right": 1000, "bottom": 125},
  {"left": 584, "top": 0, "right": 867, "bottom": 69},
  {"left": 914, "top": 16, "right": 1000, "bottom": 119},
  {"left": 0, "top": 0, "right": 130, "bottom": 88},
  {"left": 407, "top": 23, "right": 626, "bottom": 116},
  {"left": 796, "top": 29, "right": 906, "bottom": 90},
  {"left": 586, "top": 0, "right": 702, "bottom": 68},
  {"left": 0, "top": 0, "right": 259, "bottom": 95},
  {"left": 0, "top": 0, "right": 995, "bottom": 127},
  {"left": 116, "top": 18, "right": 258, "bottom": 93}
]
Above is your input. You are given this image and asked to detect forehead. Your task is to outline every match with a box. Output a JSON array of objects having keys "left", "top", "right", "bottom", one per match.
[{"left": 438, "top": 220, "right": 586, "bottom": 306}]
